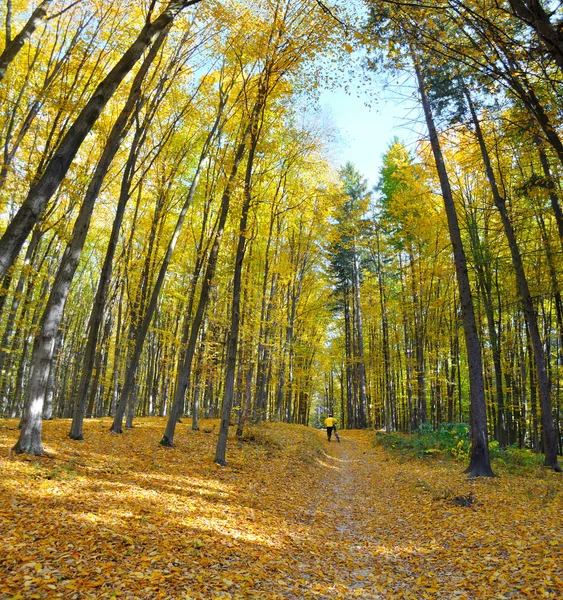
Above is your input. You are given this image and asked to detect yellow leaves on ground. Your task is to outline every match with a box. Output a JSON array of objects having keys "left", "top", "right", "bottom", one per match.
[{"left": 1, "top": 420, "right": 562, "bottom": 599}]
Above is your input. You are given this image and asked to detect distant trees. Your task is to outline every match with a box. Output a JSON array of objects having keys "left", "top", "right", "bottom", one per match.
[{"left": 328, "top": 164, "right": 370, "bottom": 429}]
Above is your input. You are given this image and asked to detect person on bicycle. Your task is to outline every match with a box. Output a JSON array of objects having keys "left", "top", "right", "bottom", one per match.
[{"left": 324, "top": 414, "right": 338, "bottom": 442}]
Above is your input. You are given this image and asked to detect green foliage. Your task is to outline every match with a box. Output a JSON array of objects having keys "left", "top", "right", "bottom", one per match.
[
  {"left": 490, "top": 442, "right": 545, "bottom": 474},
  {"left": 375, "top": 423, "right": 549, "bottom": 473},
  {"left": 374, "top": 422, "right": 470, "bottom": 459}
]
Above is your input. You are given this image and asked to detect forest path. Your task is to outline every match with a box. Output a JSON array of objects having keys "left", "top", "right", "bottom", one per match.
[
  {"left": 261, "top": 429, "right": 563, "bottom": 599},
  {"left": 1, "top": 419, "right": 562, "bottom": 599}
]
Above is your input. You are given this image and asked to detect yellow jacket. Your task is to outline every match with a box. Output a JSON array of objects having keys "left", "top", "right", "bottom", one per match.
[{"left": 324, "top": 417, "right": 338, "bottom": 428}]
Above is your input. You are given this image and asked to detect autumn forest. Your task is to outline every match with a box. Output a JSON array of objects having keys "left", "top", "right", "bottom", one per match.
[{"left": 1, "top": 0, "right": 563, "bottom": 597}]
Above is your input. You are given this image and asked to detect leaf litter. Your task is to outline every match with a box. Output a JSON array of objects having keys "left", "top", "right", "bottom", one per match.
[{"left": 1, "top": 418, "right": 562, "bottom": 599}]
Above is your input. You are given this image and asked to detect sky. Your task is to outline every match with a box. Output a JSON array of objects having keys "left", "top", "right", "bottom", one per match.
[{"left": 319, "top": 84, "right": 424, "bottom": 190}]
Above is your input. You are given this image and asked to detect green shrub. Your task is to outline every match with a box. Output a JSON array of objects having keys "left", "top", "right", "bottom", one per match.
[
  {"left": 374, "top": 424, "right": 546, "bottom": 473},
  {"left": 492, "top": 444, "right": 544, "bottom": 472},
  {"left": 374, "top": 422, "right": 470, "bottom": 459}
]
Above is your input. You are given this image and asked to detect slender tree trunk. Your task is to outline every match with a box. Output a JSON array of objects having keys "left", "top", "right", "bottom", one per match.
[
  {"left": 415, "top": 61, "right": 494, "bottom": 477},
  {"left": 68, "top": 109, "right": 149, "bottom": 440},
  {"left": 236, "top": 362, "right": 254, "bottom": 437},
  {"left": 465, "top": 88, "right": 560, "bottom": 471},
  {"left": 0, "top": 0, "right": 53, "bottom": 82},
  {"left": 409, "top": 250, "right": 426, "bottom": 426},
  {"left": 465, "top": 210, "right": 506, "bottom": 445},
  {"left": 352, "top": 247, "right": 368, "bottom": 427},
  {"left": 343, "top": 288, "right": 354, "bottom": 427},
  {"left": 110, "top": 122, "right": 217, "bottom": 433},
  {"left": 0, "top": 0, "right": 202, "bottom": 281},
  {"left": 160, "top": 122, "right": 251, "bottom": 447},
  {"left": 215, "top": 79, "right": 266, "bottom": 464},
  {"left": 214, "top": 176, "right": 252, "bottom": 463},
  {"left": 374, "top": 233, "right": 393, "bottom": 431},
  {"left": 536, "top": 140, "right": 563, "bottom": 249},
  {"left": 508, "top": 0, "right": 563, "bottom": 75},
  {"left": 12, "top": 26, "right": 168, "bottom": 445}
]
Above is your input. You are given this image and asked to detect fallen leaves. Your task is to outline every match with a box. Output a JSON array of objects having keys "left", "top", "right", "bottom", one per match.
[{"left": 1, "top": 419, "right": 562, "bottom": 598}]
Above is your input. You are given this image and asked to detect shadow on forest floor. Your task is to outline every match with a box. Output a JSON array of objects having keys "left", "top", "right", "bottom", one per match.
[{"left": 1, "top": 418, "right": 562, "bottom": 599}]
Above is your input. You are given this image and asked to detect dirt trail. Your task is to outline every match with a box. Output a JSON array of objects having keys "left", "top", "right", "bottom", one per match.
[
  {"left": 1, "top": 420, "right": 562, "bottom": 599},
  {"left": 259, "top": 429, "right": 563, "bottom": 599}
]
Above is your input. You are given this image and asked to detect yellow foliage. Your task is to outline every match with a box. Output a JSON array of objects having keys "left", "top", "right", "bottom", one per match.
[{"left": 1, "top": 421, "right": 562, "bottom": 598}]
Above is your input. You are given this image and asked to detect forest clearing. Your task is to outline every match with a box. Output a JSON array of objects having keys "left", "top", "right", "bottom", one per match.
[{"left": 1, "top": 419, "right": 562, "bottom": 599}]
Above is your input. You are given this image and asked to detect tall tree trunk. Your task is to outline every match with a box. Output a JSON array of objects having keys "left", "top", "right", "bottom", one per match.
[
  {"left": 0, "top": 0, "right": 202, "bottom": 281},
  {"left": 465, "top": 88, "right": 560, "bottom": 471},
  {"left": 536, "top": 140, "right": 563, "bottom": 249},
  {"left": 68, "top": 102, "right": 150, "bottom": 440},
  {"left": 343, "top": 287, "right": 354, "bottom": 427},
  {"left": 215, "top": 74, "right": 267, "bottom": 464},
  {"left": 160, "top": 121, "right": 251, "bottom": 447},
  {"left": 465, "top": 210, "right": 506, "bottom": 445},
  {"left": 0, "top": 0, "right": 53, "bottom": 82},
  {"left": 415, "top": 61, "right": 494, "bottom": 477},
  {"left": 236, "top": 362, "right": 254, "bottom": 437},
  {"left": 110, "top": 113, "right": 220, "bottom": 433},
  {"left": 352, "top": 247, "right": 368, "bottom": 427},
  {"left": 409, "top": 249, "right": 426, "bottom": 426},
  {"left": 14, "top": 26, "right": 171, "bottom": 444},
  {"left": 374, "top": 232, "right": 393, "bottom": 431},
  {"left": 508, "top": 0, "right": 563, "bottom": 75}
]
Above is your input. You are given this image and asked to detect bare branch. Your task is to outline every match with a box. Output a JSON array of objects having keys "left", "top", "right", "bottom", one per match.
[{"left": 315, "top": 0, "right": 346, "bottom": 29}]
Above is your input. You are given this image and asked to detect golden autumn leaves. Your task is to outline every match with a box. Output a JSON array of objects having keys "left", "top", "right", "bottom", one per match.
[{"left": 2, "top": 419, "right": 562, "bottom": 599}]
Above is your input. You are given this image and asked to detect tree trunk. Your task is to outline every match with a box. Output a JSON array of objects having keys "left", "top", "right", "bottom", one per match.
[
  {"left": 68, "top": 97, "right": 154, "bottom": 440},
  {"left": 214, "top": 111, "right": 261, "bottom": 464},
  {"left": 16, "top": 26, "right": 167, "bottom": 443},
  {"left": 0, "top": 0, "right": 52, "bottom": 82},
  {"left": 352, "top": 246, "right": 368, "bottom": 427},
  {"left": 415, "top": 61, "right": 494, "bottom": 477},
  {"left": 465, "top": 88, "right": 560, "bottom": 471},
  {"left": 0, "top": 0, "right": 201, "bottom": 281},
  {"left": 465, "top": 208, "right": 506, "bottom": 445},
  {"left": 536, "top": 140, "right": 563, "bottom": 249},
  {"left": 508, "top": 0, "right": 563, "bottom": 76},
  {"left": 110, "top": 117, "right": 219, "bottom": 433},
  {"left": 160, "top": 121, "right": 251, "bottom": 447}
]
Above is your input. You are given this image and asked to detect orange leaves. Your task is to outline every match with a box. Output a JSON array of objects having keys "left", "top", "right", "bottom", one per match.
[{"left": 1, "top": 420, "right": 562, "bottom": 598}]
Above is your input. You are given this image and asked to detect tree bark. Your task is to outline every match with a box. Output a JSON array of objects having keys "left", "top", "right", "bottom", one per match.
[
  {"left": 110, "top": 112, "right": 220, "bottom": 433},
  {"left": 0, "top": 0, "right": 202, "bottom": 282},
  {"left": 0, "top": 0, "right": 53, "bottom": 82},
  {"left": 66, "top": 29, "right": 171, "bottom": 440},
  {"left": 160, "top": 121, "right": 251, "bottom": 447},
  {"left": 352, "top": 246, "right": 368, "bottom": 427},
  {"left": 415, "top": 61, "right": 494, "bottom": 477},
  {"left": 215, "top": 93, "right": 264, "bottom": 464},
  {"left": 465, "top": 88, "right": 561, "bottom": 471},
  {"left": 535, "top": 140, "right": 563, "bottom": 249},
  {"left": 508, "top": 0, "right": 563, "bottom": 76}
]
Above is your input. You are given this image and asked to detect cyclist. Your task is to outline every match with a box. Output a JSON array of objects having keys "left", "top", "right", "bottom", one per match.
[{"left": 324, "top": 414, "right": 339, "bottom": 442}]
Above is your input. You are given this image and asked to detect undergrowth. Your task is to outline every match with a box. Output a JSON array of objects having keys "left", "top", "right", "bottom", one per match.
[
  {"left": 241, "top": 421, "right": 325, "bottom": 462},
  {"left": 374, "top": 422, "right": 547, "bottom": 474}
]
